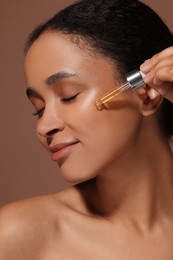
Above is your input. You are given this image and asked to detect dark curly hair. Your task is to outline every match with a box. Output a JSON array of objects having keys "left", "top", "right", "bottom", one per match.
[{"left": 25, "top": 0, "right": 173, "bottom": 137}]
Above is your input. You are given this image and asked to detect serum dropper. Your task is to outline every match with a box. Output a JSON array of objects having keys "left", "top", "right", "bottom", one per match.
[{"left": 95, "top": 69, "right": 146, "bottom": 110}]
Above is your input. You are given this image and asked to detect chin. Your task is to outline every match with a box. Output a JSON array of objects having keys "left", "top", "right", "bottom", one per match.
[{"left": 59, "top": 165, "right": 97, "bottom": 184}]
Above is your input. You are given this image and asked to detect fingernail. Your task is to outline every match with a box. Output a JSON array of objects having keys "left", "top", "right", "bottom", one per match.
[
  {"left": 148, "top": 89, "right": 160, "bottom": 100},
  {"left": 143, "top": 72, "right": 151, "bottom": 83},
  {"left": 153, "top": 78, "right": 162, "bottom": 86},
  {"left": 140, "top": 59, "right": 150, "bottom": 69}
]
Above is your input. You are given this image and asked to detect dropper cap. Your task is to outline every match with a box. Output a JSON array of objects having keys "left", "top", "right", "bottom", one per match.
[{"left": 126, "top": 69, "right": 145, "bottom": 90}]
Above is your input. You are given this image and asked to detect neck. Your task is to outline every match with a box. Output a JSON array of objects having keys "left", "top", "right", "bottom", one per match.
[
  {"left": 95, "top": 134, "right": 173, "bottom": 226},
  {"left": 78, "top": 125, "right": 173, "bottom": 229}
]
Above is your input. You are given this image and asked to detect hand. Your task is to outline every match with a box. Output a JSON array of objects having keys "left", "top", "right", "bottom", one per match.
[{"left": 140, "top": 46, "right": 173, "bottom": 102}]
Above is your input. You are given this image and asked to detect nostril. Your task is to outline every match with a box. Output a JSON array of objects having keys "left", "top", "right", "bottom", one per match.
[{"left": 46, "top": 128, "right": 59, "bottom": 136}]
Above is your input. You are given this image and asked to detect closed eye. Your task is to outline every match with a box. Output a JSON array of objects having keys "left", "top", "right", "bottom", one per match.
[
  {"left": 61, "top": 93, "right": 80, "bottom": 103},
  {"left": 32, "top": 93, "right": 80, "bottom": 118},
  {"left": 32, "top": 107, "right": 45, "bottom": 118}
]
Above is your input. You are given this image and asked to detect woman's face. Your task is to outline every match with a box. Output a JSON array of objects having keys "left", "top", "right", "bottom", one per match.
[{"left": 24, "top": 32, "right": 143, "bottom": 183}]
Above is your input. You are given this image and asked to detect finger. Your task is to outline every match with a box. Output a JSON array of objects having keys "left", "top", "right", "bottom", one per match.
[
  {"left": 140, "top": 59, "right": 151, "bottom": 72},
  {"left": 140, "top": 60, "right": 151, "bottom": 73},
  {"left": 154, "top": 66, "right": 173, "bottom": 82},
  {"left": 140, "top": 46, "right": 173, "bottom": 73},
  {"left": 150, "top": 46, "right": 173, "bottom": 66},
  {"left": 156, "top": 83, "right": 173, "bottom": 102},
  {"left": 145, "top": 81, "right": 173, "bottom": 103},
  {"left": 142, "top": 65, "right": 173, "bottom": 86},
  {"left": 152, "top": 56, "right": 173, "bottom": 74},
  {"left": 153, "top": 78, "right": 162, "bottom": 85},
  {"left": 141, "top": 57, "right": 173, "bottom": 76}
]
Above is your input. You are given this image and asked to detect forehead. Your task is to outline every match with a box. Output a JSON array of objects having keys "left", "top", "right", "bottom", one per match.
[
  {"left": 24, "top": 32, "right": 82, "bottom": 74},
  {"left": 24, "top": 32, "right": 117, "bottom": 85}
]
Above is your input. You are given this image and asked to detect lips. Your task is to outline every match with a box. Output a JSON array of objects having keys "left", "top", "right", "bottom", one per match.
[{"left": 49, "top": 141, "right": 79, "bottom": 162}]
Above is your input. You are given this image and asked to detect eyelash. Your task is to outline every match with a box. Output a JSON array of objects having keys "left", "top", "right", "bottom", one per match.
[
  {"left": 32, "top": 93, "right": 80, "bottom": 117},
  {"left": 61, "top": 93, "right": 79, "bottom": 103},
  {"left": 32, "top": 107, "right": 44, "bottom": 118}
]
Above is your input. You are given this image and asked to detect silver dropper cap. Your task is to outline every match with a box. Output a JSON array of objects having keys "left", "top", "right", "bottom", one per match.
[{"left": 125, "top": 69, "right": 145, "bottom": 90}]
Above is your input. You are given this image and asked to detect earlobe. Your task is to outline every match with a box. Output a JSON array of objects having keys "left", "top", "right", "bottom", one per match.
[{"left": 136, "top": 84, "right": 163, "bottom": 116}]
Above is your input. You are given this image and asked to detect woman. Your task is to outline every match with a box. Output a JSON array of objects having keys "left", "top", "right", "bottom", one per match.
[{"left": 1, "top": 0, "right": 173, "bottom": 259}]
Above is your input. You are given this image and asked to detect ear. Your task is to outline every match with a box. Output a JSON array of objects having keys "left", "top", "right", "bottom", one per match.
[{"left": 135, "top": 84, "right": 164, "bottom": 116}]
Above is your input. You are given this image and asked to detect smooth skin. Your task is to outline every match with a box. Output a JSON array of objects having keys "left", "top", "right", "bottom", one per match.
[{"left": 1, "top": 33, "right": 173, "bottom": 260}]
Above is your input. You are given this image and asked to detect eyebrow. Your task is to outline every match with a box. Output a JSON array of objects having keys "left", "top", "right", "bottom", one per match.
[
  {"left": 45, "top": 71, "right": 77, "bottom": 85},
  {"left": 26, "top": 71, "right": 78, "bottom": 98}
]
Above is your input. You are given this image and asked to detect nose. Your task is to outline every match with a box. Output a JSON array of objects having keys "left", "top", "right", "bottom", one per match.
[{"left": 36, "top": 107, "right": 65, "bottom": 139}]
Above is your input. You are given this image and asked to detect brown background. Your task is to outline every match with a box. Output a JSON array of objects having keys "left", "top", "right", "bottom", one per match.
[{"left": 1, "top": 0, "right": 173, "bottom": 206}]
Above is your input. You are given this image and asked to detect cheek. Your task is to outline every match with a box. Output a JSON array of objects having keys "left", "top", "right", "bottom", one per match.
[
  {"left": 56, "top": 99, "right": 143, "bottom": 183},
  {"left": 60, "top": 107, "right": 143, "bottom": 183},
  {"left": 73, "top": 101, "right": 143, "bottom": 155}
]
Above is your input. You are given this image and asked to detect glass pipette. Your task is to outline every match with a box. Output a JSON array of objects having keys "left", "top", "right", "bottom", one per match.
[{"left": 95, "top": 69, "right": 145, "bottom": 110}]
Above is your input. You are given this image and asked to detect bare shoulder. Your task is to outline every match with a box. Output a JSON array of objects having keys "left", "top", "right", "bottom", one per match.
[
  {"left": 0, "top": 186, "right": 90, "bottom": 259},
  {"left": 0, "top": 193, "right": 67, "bottom": 259}
]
